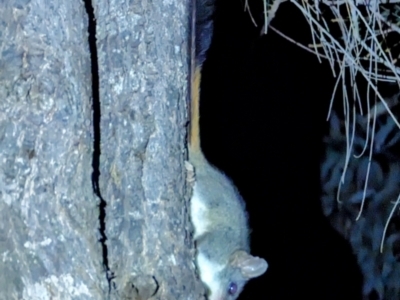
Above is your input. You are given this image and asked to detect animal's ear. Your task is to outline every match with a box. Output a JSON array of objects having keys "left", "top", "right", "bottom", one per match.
[{"left": 230, "top": 250, "right": 268, "bottom": 279}]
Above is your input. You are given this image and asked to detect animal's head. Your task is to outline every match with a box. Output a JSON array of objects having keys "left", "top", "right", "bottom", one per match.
[{"left": 199, "top": 250, "right": 268, "bottom": 300}]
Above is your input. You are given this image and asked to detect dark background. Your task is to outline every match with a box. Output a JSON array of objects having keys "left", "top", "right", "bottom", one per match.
[{"left": 200, "top": 1, "right": 364, "bottom": 298}]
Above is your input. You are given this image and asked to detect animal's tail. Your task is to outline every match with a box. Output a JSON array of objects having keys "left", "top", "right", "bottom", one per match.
[{"left": 189, "top": 0, "right": 214, "bottom": 153}]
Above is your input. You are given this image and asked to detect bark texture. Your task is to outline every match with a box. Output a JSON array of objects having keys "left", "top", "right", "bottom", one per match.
[
  {"left": 0, "top": 0, "right": 107, "bottom": 299},
  {"left": 0, "top": 0, "right": 200, "bottom": 299},
  {"left": 94, "top": 0, "right": 203, "bottom": 299}
]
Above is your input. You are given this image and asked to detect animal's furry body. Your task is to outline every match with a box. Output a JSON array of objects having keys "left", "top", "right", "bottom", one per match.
[{"left": 187, "top": 1, "right": 268, "bottom": 299}]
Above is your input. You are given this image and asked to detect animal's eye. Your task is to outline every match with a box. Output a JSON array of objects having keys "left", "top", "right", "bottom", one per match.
[{"left": 228, "top": 282, "right": 238, "bottom": 295}]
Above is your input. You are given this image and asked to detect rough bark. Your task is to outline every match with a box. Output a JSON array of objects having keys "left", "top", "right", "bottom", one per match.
[
  {"left": 0, "top": 0, "right": 200, "bottom": 299},
  {"left": 94, "top": 0, "right": 203, "bottom": 299}
]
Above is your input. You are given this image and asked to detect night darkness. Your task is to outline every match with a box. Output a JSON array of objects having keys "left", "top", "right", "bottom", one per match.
[{"left": 200, "top": 1, "right": 364, "bottom": 299}]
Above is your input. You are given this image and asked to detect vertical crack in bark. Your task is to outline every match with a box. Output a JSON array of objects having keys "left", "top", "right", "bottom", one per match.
[{"left": 83, "top": 0, "right": 114, "bottom": 293}]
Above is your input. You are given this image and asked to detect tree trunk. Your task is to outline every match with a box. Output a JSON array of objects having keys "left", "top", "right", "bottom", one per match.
[{"left": 0, "top": 0, "right": 201, "bottom": 299}]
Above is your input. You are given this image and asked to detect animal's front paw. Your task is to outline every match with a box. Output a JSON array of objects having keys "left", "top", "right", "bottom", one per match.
[{"left": 185, "top": 161, "right": 195, "bottom": 183}]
